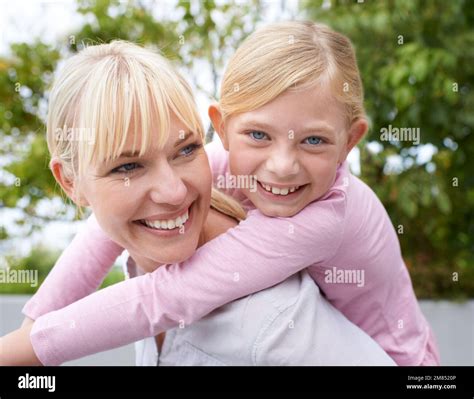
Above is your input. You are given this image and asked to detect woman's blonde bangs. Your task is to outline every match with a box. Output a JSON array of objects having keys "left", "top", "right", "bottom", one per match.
[{"left": 47, "top": 40, "right": 203, "bottom": 179}]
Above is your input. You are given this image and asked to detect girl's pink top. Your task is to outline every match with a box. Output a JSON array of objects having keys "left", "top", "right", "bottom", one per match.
[{"left": 23, "top": 140, "right": 440, "bottom": 366}]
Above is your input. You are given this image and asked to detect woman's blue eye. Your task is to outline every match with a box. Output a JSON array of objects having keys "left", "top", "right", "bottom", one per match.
[
  {"left": 249, "top": 131, "right": 268, "bottom": 141},
  {"left": 179, "top": 143, "right": 201, "bottom": 157},
  {"left": 112, "top": 162, "right": 139, "bottom": 174},
  {"left": 304, "top": 136, "right": 323, "bottom": 145}
]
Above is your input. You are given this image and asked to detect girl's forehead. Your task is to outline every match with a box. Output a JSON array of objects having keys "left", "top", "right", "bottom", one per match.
[{"left": 230, "top": 84, "right": 344, "bottom": 129}]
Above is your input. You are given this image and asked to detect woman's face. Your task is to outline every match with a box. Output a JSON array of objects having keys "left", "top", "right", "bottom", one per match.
[{"left": 77, "top": 113, "right": 212, "bottom": 272}]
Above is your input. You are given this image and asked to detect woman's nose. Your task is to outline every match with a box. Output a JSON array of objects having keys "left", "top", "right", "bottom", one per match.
[{"left": 149, "top": 163, "right": 188, "bottom": 206}]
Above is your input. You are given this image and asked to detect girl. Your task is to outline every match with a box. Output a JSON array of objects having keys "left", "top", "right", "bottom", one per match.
[
  {"left": 0, "top": 40, "right": 394, "bottom": 366},
  {"left": 6, "top": 21, "right": 438, "bottom": 365}
]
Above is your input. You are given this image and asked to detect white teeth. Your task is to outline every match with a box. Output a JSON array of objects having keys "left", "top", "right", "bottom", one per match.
[
  {"left": 143, "top": 209, "right": 189, "bottom": 230},
  {"left": 261, "top": 182, "right": 301, "bottom": 196}
]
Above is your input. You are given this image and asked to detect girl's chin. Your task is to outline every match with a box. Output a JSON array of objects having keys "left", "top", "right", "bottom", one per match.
[{"left": 252, "top": 201, "right": 305, "bottom": 218}]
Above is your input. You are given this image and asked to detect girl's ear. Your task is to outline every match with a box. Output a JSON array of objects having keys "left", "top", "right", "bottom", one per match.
[
  {"left": 49, "top": 158, "right": 89, "bottom": 207},
  {"left": 208, "top": 103, "right": 229, "bottom": 150},
  {"left": 341, "top": 118, "right": 368, "bottom": 161}
]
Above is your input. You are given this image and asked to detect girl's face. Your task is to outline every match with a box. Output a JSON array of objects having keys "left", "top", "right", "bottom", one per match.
[
  {"left": 216, "top": 84, "right": 365, "bottom": 217},
  {"left": 77, "top": 113, "right": 212, "bottom": 272}
]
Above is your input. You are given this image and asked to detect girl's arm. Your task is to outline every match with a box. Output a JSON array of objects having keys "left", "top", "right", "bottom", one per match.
[
  {"left": 28, "top": 192, "right": 346, "bottom": 365},
  {"left": 22, "top": 214, "right": 124, "bottom": 320},
  {"left": 0, "top": 324, "right": 41, "bottom": 366},
  {"left": 3, "top": 214, "right": 122, "bottom": 365},
  {"left": 21, "top": 317, "right": 34, "bottom": 328}
]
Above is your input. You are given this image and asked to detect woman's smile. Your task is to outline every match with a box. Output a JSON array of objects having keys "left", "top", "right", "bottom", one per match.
[{"left": 134, "top": 200, "right": 195, "bottom": 237}]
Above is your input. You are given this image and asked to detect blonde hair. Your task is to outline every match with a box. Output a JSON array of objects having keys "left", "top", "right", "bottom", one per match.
[
  {"left": 220, "top": 21, "right": 365, "bottom": 127},
  {"left": 46, "top": 40, "right": 245, "bottom": 221},
  {"left": 211, "top": 188, "right": 246, "bottom": 221}
]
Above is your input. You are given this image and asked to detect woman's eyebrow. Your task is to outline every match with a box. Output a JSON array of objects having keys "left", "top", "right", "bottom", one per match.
[
  {"left": 173, "top": 131, "right": 195, "bottom": 147},
  {"left": 116, "top": 131, "right": 197, "bottom": 158},
  {"left": 117, "top": 150, "right": 141, "bottom": 158}
]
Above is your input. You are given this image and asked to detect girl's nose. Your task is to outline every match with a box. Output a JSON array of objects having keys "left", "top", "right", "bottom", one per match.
[{"left": 265, "top": 148, "right": 300, "bottom": 178}]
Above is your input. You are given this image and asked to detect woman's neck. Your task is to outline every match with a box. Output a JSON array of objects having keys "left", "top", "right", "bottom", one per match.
[{"left": 197, "top": 207, "right": 239, "bottom": 247}]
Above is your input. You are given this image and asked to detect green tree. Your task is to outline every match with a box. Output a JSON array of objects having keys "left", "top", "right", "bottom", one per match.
[
  {"left": 176, "top": 0, "right": 262, "bottom": 141},
  {"left": 0, "top": 0, "right": 262, "bottom": 237},
  {"left": 303, "top": 0, "right": 474, "bottom": 298},
  {"left": 0, "top": 245, "right": 124, "bottom": 294}
]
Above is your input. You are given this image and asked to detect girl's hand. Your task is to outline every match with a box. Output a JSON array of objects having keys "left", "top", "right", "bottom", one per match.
[
  {"left": 21, "top": 316, "right": 35, "bottom": 328},
  {"left": 0, "top": 323, "right": 43, "bottom": 366}
]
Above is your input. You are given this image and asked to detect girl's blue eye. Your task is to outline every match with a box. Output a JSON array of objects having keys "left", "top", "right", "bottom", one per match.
[
  {"left": 250, "top": 131, "right": 268, "bottom": 141},
  {"left": 112, "top": 162, "right": 139, "bottom": 174},
  {"left": 179, "top": 143, "right": 201, "bottom": 157},
  {"left": 304, "top": 136, "right": 323, "bottom": 145}
]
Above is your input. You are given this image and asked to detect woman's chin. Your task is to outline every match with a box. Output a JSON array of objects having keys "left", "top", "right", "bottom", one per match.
[{"left": 142, "top": 244, "right": 197, "bottom": 271}]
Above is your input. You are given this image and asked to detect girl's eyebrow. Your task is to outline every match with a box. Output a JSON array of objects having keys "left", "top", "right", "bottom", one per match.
[
  {"left": 239, "top": 120, "right": 274, "bottom": 131},
  {"left": 240, "top": 119, "right": 335, "bottom": 136},
  {"left": 300, "top": 124, "right": 336, "bottom": 136}
]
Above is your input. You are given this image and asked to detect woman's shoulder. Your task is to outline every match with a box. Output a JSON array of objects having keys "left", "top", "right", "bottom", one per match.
[
  {"left": 245, "top": 270, "right": 318, "bottom": 311},
  {"left": 160, "top": 272, "right": 395, "bottom": 366},
  {"left": 159, "top": 271, "right": 317, "bottom": 365},
  {"left": 252, "top": 272, "right": 396, "bottom": 366}
]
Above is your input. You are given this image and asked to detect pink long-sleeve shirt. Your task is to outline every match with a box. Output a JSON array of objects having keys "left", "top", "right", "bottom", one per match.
[{"left": 23, "top": 140, "right": 440, "bottom": 366}]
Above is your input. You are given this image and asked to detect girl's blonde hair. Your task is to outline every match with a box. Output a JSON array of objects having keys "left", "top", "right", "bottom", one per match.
[
  {"left": 47, "top": 40, "right": 245, "bottom": 221},
  {"left": 220, "top": 20, "right": 366, "bottom": 127}
]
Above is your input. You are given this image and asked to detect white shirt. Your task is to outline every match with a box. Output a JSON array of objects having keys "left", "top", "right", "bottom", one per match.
[{"left": 124, "top": 254, "right": 395, "bottom": 366}]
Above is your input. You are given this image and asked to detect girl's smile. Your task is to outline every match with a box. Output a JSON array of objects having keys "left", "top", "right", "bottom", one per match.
[{"left": 256, "top": 180, "right": 310, "bottom": 203}]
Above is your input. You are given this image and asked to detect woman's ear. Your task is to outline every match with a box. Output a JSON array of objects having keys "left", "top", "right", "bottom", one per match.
[
  {"left": 341, "top": 118, "right": 369, "bottom": 162},
  {"left": 208, "top": 103, "right": 229, "bottom": 150},
  {"left": 49, "top": 158, "right": 89, "bottom": 207}
]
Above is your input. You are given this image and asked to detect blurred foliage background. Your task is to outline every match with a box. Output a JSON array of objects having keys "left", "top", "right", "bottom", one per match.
[{"left": 0, "top": 0, "right": 472, "bottom": 298}]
